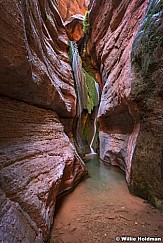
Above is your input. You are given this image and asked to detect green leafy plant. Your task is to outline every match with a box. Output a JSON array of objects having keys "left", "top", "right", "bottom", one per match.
[{"left": 83, "top": 11, "right": 90, "bottom": 33}]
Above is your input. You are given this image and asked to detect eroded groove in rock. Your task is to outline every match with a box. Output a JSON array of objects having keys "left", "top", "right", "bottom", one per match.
[{"left": 64, "top": 14, "right": 84, "bottom": 42}]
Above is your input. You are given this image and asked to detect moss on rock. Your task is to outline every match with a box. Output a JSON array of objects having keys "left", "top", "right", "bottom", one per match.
[
  {"left": 83, "top": 68, "right": 99, "bottom": 114},
  {"left": 131, "top": 0, "right": 163, "bottom": 101}
]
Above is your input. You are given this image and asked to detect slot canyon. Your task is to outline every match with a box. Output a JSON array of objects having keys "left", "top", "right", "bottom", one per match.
[{"left": 0, "top": 0, "right": 163, "bottom": 242}]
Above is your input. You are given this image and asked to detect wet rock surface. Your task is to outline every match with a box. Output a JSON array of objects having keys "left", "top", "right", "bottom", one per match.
[{"left": 0, "top": 97, "right": 87, "bottom": 241}]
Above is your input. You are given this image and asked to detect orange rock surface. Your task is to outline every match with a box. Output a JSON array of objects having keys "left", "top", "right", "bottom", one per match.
[{"left": 56, "top": 0, "right": 88, "bottom": 20}]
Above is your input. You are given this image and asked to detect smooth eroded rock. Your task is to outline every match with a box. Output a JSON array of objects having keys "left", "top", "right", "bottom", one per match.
[
  {"left": 65, "top": 14, "right": 84, "bottom": 41},
  {"left": 0, "top": 0, "right": 76, "bottom": 118},
  {"left": 88, "top": 0, "right": 163, "bottom": 209},
  {"left": 88, "top": 0, "right": 148, "bottom": 176},
  {"left": 129, "top": 0, "right": 163, "bottom": 209},
  {"left": 0, "top": 97, "right": 87, "bottom": 241},
  {"left": 57, "top": 0, "right": 88, "bottom": 21}
]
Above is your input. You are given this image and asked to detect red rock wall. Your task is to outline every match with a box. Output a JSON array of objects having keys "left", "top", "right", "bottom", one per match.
[
  {"left": 0, "top": 97, "right": 86, "bottom": 241},
  {"left": 88, "top": 0, "right": 149, "bottom": 177},
  {"left": 0, "top": 0, "right": 87, "bottom": 241},
  {"left": 57, "top": 0, "right": 88, "bottom": 21},
  {"left": 88, "top": 0, "right": 163, "bottom": 208},
  {"left": 0, "top": 0, "right": 76, "bottom": 118},
  {"left": 129, "top": 0, "right": 163, "bottom": 209},
  {"left": 64, "top": 14, "right": 84, "bottom": 42}
]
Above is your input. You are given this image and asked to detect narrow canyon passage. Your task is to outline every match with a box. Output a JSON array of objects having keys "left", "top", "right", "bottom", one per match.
[
  {"left": 50, "top": 155, "right": 163, "bottom": 243},
  {"left": 1, "top": 0, "right": 163, "bottom": 242}
]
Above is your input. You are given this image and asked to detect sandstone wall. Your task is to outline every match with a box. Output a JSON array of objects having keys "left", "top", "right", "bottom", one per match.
[
  {"left": 88, "top": 0, "right": 149, "bottom": 177},
  {"left": 0, "top": 0, "right": 87, "bottom": 241},
  {"left": 0, "top": 97, "right": 86, "bottom": 241},
  {"left": 129, "top": 0, "right": 163, "bottom": 209},
  {"left": 88, "top": 0, "right": 163, "bottom": 209},
  {"left": 56, "top": 0, "right": 88, "bottom": 21},
  {"left": 0, "top": 0, "right": 76, "bottom": 118},
  {"left": 64, "top": 14, "right": 84, "bottom": 42}
]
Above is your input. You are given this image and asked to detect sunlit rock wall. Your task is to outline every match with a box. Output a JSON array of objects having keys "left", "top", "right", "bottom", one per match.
[
  {"left": 65, "top": 14, "right": 84, "bottom": 42},
  {"left": 88, "top": 0, "right": 163, "bottom": 209},
  {"left": 56, "top": 0, "right": 88, "bottom": 21},
  {"left": 0, "top": 0, "right": 87, "bottom": 241}
]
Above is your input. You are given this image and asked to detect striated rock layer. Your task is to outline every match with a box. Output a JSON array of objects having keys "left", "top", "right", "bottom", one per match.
[
  {"left": 88, "top": 0, "right": 163, "bottom": 209},
  {"left": 56, "top": 0, "right": 88, "bottom": 21},
  {"left": 64, "top": 14, "right": 84, "bottom": 42},
  {"left": 0, "top": 189, "right": 40, "bottom": 243},
  {"left": 0, "top": 0, "right": 76, "bottom": 118},
  {"left": 88, "top": 0, "right": 149, "bottom": 176},
  {"left": 0, "top": 97, "right": 86, "bottom": 242},
  {"left": 0, "top": 0, "right": 87, "bottom": 241}
]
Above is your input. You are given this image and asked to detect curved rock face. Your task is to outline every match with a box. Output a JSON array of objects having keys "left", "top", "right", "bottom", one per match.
[
  {"left": 0, "top": 97, "right": 86, "bottom": 242},
  {"left": 129, "top": 0, "right": 163, "bottom": 209},
  {"left": 88, "top": 0, "right": 149, "bottom": 176},
  {"left": 0, "top": 0, "right": 87, "bottom": 241},
  {"left": 57, "top": 0, "right": 88, "bottom": 21},
  {"left": 65, "top": 14, "right": 84, "bottom": 42},
  {"left": 0, "top": 0, "right": 76, "bottom": 118},
  {"left": 88, "top": 0, "right": 163, "bottom": 208}
]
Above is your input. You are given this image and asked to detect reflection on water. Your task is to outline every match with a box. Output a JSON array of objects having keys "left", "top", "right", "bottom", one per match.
[{"left": 82, "top": 154, "right": 127, "bottom": 203}]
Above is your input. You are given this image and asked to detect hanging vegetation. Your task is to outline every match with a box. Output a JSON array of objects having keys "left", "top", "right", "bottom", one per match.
[
  {"left": 83, "top": 68, "right": 99, "bottom": 114},
  {"left": 82, "top": 11, "right": 90, "bottom": 33}
]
